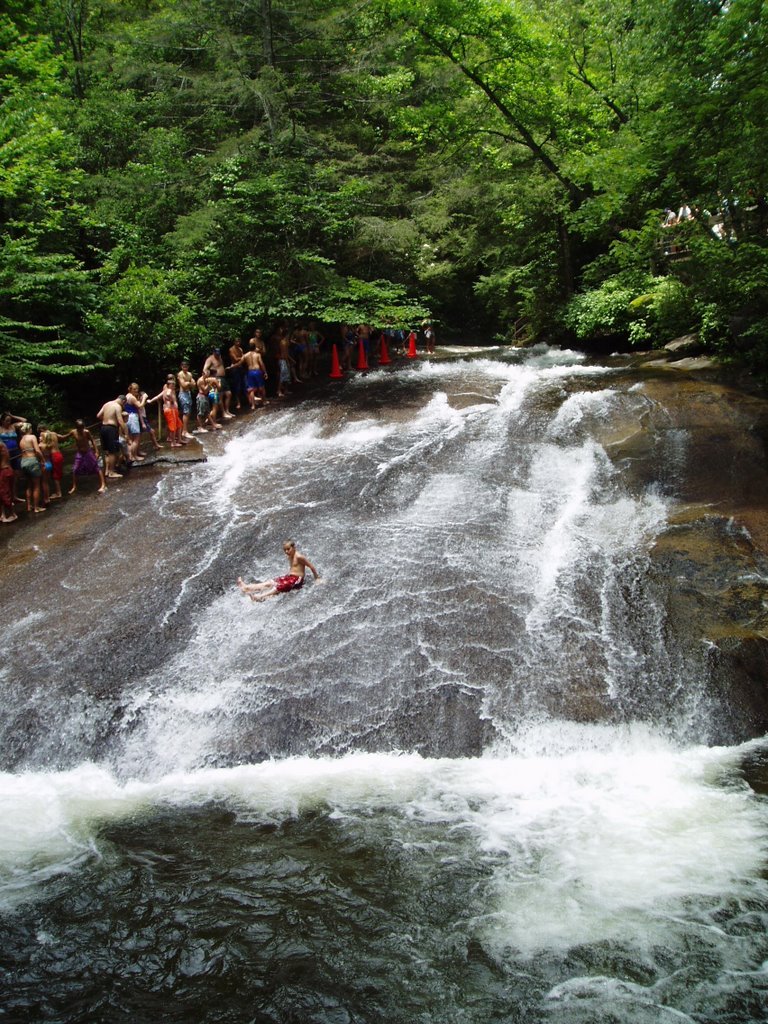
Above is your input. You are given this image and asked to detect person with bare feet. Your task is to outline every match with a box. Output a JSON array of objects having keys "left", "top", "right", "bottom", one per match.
[
  {"left": 0, "top": 411, "right": 25, "bottom": 504},
  {"left": 250, "top": 328, "right": 267, "bottom": 360},
  {"left": 307, "top": 322, "right": 324, "bottom": 376},
  {"left": 194, "top": 373, "right": 212, "bottom": 433},
  {"left": 137, "top": 387, "right": 162, "bottom": 451},
  {"left": 37, "top": 424, "right": 54, "bottom": 504},
  {"left": 204, "top": 347, "right": 234, "bottom": 420},
  {"left": 38, "top": 425, "right": 67, "bottom": 500},
  {"left": 237, "top": 540, "right": 321, "bottom": 602},
  {"left": 277, "top": 330, "right": 295, "bottom": 399},
  {"left": 18, "top": 423, "right": 46, "bottom": 513},
  {"left": 97, "top": 394, "right": 127, "bottom": 479},
  {"left": 228, "top": 338, "right": 246, "bottom": 411},
  {"left": 194, "top": 372, "right": 223, "bottom": 432},
  {"left": 206, "top": 372, "right": 225, "bottom": 430},
  {"left": 148, "top": 376, "right": 187, "bottom": 448},
  {"left": 125, "top": 383, "right": 147, "bottom": 462},
  {"left": 240, "top": 339, "right": 269, "bottom": 410},
  {"left": 424, "top": 322, "right": 436, "bottom": 355},
  {"left": 0, "top": 442, "right": 18, "bottom": 523},
  {"left": 67, "top": 419, "right": 107, "bottom": 494},
  {"left": 292, "top": 325, "right": 310, "bottom": 381},
  {"left": 177, "top": 359, "right": 197, "bottom": 440}
]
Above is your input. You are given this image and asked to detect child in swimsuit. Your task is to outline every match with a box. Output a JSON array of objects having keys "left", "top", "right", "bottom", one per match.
[
  {"left": 237, "top": 540, "right": 321, "bottom": 603},
  {"left": 38, "top": 425, "right": 66, "bottom": 500}
]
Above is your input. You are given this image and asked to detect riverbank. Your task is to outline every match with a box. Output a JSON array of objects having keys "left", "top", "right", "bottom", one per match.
[
  {"left": 0, "top": 340, "right": 486, "bottom": 551},
  {"left": 0, "top": 365, "right": 334, "bottom": 553}
]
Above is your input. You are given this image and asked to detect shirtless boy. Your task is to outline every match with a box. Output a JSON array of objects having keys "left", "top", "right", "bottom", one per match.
[
  {"left": 195, "top": 372, "right": 222, "bottom": 432},
  {"left": 177, "top": 359, "right": 197, "bottom": 439},
  {"left": 203, "top": 348, "right": 234, "bottom": 419},
  {"left": 148, "top": 376, "right": 186, "bottom": 448},
  {"left": 249, "top": 329, "right": 267, "bottom": 358},
  {"left": 228, "top": 339, "right": 245, "bottom": 411},
  {"left": 237, "top": 540, "right": 321, "bottom": 602},
  {"left": 240, "top": 340, "right": 268, "bottom": 410},
  {"left": 277, "top": 330, "right": 295, "bottom": 399}
]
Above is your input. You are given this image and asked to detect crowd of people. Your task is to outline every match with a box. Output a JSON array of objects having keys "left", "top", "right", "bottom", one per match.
[
  {"left": 660, "top": 190, "right": 768, "bottom": 249},
  {"left": 0, "top": 321, "right": 437, "bottom": 527}
]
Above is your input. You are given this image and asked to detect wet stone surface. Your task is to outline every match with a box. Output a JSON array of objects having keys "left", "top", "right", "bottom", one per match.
[{"left": 1, "top": 352, "right": 768, "bottom": 769}]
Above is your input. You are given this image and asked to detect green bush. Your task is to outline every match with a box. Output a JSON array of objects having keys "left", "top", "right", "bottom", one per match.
[
  {"left": 565, "top": 277, "right": 650, "bottom": 341},
  {"left": 566, "top": 272, "right": 696, "bottom": 347}
]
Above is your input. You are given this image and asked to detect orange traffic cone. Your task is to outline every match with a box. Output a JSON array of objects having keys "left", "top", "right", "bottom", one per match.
[
  {"left": 407, "top": 331, "right": 417, "bottom": 359},
  {"left": 329, "top": 343, "right": 344, "bottom": 379},
  {"left": 378, "top": 334, "right": 391, "bottom": 365},
  {"left": 357, "top": 339, "right": 369, "bottom": 372}
]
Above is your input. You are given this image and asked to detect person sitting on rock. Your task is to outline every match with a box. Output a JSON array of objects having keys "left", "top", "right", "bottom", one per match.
[{"left": 237, "top": 540, "right": 321, "bottom": 602}]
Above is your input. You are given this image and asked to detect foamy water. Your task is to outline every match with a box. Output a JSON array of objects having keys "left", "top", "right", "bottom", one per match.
[
  {"left": 2, "top": 726, "right": 766, "bottom": 948},
  {"left": 2, "top": 348, "right": 766, "bottom": 1022}
]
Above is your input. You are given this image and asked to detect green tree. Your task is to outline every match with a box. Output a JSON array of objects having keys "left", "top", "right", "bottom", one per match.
[{"left": 0, "top": 13, "right": 102, "bottom": 418}]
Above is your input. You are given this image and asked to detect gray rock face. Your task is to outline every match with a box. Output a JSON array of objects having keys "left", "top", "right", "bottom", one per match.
[
  {"left": 664, "top": 332, "right": 702, "bottom": 354},
  {"left": 606, "top": 373, "right": 768, "bottom": 742},
  {"left": 1, "top": 351, "right": 768, "bottom": 772}
]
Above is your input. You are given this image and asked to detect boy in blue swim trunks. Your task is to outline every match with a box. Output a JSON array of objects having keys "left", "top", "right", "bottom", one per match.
[{"left": 239, "top": 341, "right": 269, "bottom": 410}]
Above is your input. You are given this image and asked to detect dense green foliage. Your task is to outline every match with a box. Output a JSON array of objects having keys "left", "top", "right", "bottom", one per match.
[{"left": 1, "top": 0, "right": 767, "bottom": 417}]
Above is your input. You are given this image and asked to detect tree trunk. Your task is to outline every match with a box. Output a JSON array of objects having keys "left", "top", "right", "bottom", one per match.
[
  {"left": 64, "top": 0, "right": 87, "bottom": 100},
  {"left": 557, "top": 215, "right": 575, "bottom": 298},
  {"left": 261, "top": 0, "right": 275, "bottom": 67}
]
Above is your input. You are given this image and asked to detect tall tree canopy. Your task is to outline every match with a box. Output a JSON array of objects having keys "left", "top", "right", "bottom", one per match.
[{"left": 1, "top": 0, "right": 766, "bottom": 417}]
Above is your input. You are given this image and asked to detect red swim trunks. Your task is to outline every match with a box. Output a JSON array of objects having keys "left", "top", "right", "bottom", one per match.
[
  {"left": 274, "top": 574, "right": 304, "bottom": 593},
  {"left": 51, "top": 449, "right": 64, "bottom": 481},
  {"left": 0, "top": 466, "right": 14, "bottom": 510}
]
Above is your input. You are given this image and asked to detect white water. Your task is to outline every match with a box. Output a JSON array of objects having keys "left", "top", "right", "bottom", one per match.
[
  {"left": 3, "top": 726, "right": 767, "bottom": 953},
  {"left": 100, "top": 351, "right": 685, "bottom": 777},
  {"left": 2, "top": 348, "right": 767, "bottom": 1020}
]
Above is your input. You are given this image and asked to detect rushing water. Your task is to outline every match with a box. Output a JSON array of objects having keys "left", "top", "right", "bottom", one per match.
[{"left": 1, "top": 347, "right": 767, "bottom": 1022}]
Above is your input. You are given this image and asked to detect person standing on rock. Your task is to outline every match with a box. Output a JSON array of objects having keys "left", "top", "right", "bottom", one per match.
[
  {"left": 228, "top": 338, "right": 246, "bottom": 411},
  {"left": 424, "top": 322, "right": 436, "bottom": 355},
  {"left": 38, "top": 424, "right": 67, "bottom": 501},
  {"left": 18, "top": 423, "right": 46, "bottom": 513},
  {"left": 177, "top": 359, "right": 197, "bottom": 440},
  {"left": 204, "top": 348, "right": 234, "bottom": 420},
  {"left": 194, "top": 371, "right": 222, "bottom": 432},
  {"left": 240, "top": 339, "right": 269, "bottom": 410},
  {"left": 124, "top": 383, "right": 147, "bottom": 463},
  {"left": 0, "top": 441, "right": 18, "bottom": 522},
  {"left": 137, "top": 387, "right": 162, "bottom": 452},
  {"left": 96, "top": 394, "right": 127, "bottom": 479},
  {"left": 277, "top": 330, "right": 295, "bottom": 398},
  {"left": 147, "top": 376, "right": 186, "bottom": 448},
  {"left": 67, "top": 420, "right": 107, "bottom": 495}
]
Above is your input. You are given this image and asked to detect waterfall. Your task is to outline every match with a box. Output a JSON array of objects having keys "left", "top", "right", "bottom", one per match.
[{"left": 1, "top": 347, "right": 766, "bottom": 1022}]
